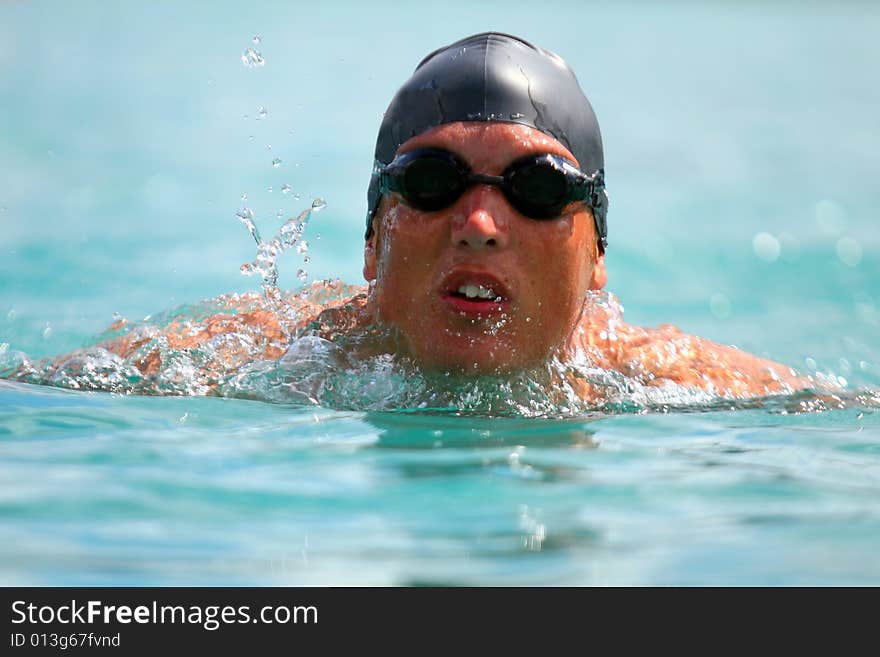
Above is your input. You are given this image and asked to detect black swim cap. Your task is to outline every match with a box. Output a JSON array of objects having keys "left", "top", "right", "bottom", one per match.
[{"left": 366, "top": 32, "right": 608, "bottom": 249}]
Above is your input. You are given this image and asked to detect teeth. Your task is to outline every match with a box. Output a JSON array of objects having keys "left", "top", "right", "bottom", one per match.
[{"left": 457, "top": 284, "right": 496, "bottom": 300}]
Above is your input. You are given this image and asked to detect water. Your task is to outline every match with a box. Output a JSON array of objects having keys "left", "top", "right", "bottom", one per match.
[{"left": 2, "top": 1, "right": 879, "bottom": 584}]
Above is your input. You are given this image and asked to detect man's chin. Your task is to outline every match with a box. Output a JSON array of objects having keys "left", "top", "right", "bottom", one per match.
[{"left": 408, "top": 341, "right": 546, "bottom": 376}]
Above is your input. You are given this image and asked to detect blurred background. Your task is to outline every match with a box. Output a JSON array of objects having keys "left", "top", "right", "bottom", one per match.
[{"left": 1, "top": 0, "right": 877, "bottom": 387}]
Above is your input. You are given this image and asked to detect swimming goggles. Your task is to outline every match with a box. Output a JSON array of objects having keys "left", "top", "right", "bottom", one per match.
[{"left": 377, "top": 147, "right": 605, "bottom": 221}]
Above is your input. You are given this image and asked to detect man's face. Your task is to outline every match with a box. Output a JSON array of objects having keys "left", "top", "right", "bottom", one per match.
[{"left": 363, "top": 122, "right": 607, "bottom": 373}]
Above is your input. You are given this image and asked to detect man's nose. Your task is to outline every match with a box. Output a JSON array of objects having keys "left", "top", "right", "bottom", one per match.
[{"left": 449, "top": 187, "right": 509, "bottom": 250}]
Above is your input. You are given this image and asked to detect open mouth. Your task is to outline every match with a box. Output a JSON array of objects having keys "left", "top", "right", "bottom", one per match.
[{"left": 440, "top": 271, "right": 511, "bottom": 317}]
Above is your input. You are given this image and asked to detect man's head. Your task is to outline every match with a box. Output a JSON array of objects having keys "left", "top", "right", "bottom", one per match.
[{"left": 363, "top": 33, "right": 608, "bottom": 373}]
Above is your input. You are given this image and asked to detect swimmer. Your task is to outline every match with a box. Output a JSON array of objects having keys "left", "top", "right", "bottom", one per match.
[{"left": 15, "top": 32, "right": 813, "bottom": 403}]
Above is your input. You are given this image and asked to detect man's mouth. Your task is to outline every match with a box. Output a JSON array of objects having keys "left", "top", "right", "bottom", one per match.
[{"left": 440, "top": 271, "right": 511, "bottom": 317}]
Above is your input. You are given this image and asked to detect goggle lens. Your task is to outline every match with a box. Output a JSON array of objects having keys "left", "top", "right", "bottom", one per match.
[{"left": 381, "top": 148, "right": 596, "bottom": 220}]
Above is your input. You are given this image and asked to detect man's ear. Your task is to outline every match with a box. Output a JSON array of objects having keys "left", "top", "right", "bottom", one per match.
[
  {"left": 363, "top": 220, "right": 378, "bottom": 282},
  {"left": 589, "top": 250, "right": 607, "bottom": 290}
]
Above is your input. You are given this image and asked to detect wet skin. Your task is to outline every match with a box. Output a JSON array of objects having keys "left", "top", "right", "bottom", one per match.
[{"left": 362, "top": 122, "right": 607, "bottom": 374}]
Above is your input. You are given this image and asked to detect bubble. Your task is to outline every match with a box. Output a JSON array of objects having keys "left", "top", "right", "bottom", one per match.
[
  {"left": 272, "top": 157, "right": 282, "bottom": 168},
  {"left": 296, "top": 240, "right": 309, "bottom": 254},
  {"left": 303, "top": 255, "right": 311, "bottom": 264},
  {"left": 248, "top": 135, "right": 254, "bottom": 141},
  {"left": 709, "top": 293, "right": 731, "bottom": 319},
  {"left": 281, "top": 184, "right": 292, "bottom": 195},
  {"left": 752, "top": 232, "right": 780, "bottom": 262},
  {"left": 311, "top": 198, "right": 327, "bottom": 212},
  {"left": 509, "top": 113, "right": 525, "bottom": 119},
  {"left": 241, "top": 48, "right": 265, "bottom": 68},
  {"left": 836, "top": 237, "right": 862, "bottom": 267},
  {"left": 240, "top": 193, "right": 248, "bottom": 201},
  {"left": 804, "top": 357, "right": 817, "bottom": 370},
  {"left": 257, "top": 106, "right": 268, "bottom": 120},
  {"left": 42, "top": 323, "right": 53, "bottom": 339},
  {"left": 297, "top": 269, "right": 308, "bottom": 282},
  {"left": 252, "top": 35, "right": 261, "bottom": 45},
  {"left": 267, "top": 186, "right": 273, "bottom": 193},
  {"left": 7, "top": 309, "right": 15, "bottom": 321},
  {"left": 240, "top": 263, "right": 255, "bottom": 275},
  {"left": 179, "top": 412, "right": 189, "bottom": 423}
]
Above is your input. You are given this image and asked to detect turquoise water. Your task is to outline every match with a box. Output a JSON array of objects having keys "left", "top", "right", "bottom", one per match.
[{"left": 2, "top": 2, "right": 879, "bottom": 584}]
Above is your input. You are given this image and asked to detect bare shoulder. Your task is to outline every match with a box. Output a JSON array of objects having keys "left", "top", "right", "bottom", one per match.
[
  {"left": 52, "top": 281, "right": 371, "bottom": 377},
  {"left": 571, "top": 292, "right": 810, "bottom": 398}
]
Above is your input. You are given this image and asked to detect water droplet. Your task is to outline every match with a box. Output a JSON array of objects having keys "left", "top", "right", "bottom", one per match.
[
  {"left": 42, "top": 323, "right": 53, "bottom": 339},
  {"left": 311, "top": 198, "right": 327, "bottom": 212},
  {"left": 281, "top": 184, "right": 291, "bottom": 195},
  {"left": 179, "top": 412, "right": 189, "bottom": 423},
  {"left": 257, "top": 106, "right": 268, "bottom": 120},
  {"left": 267, "top": 186, "right": 273, "bottom": 193},
  {"left": 7, "top": 309, "right": 16, "bottom": 320},
  {"left": 272, "top": 157, "right": 282, "bottom": 168},
  {"left": 295, "top": 240, "right": 309, "bottom": 254},
  {"left": 836, "top": 236, "right": 862, "bottom": 267},
  {"left": 752, "top": 232, "right": 780, "bottom": 262},
  {"left": 297, "top": 269, "right": 308, "bottom": 282},
  {"left": 240, "top": 193, "right": 248, "bottom": 201},
  {"left": 240, "top": 263, "right": 255, "bottom": 275},
  {"left": 315, "top": 233, "right": 321, "bottom": 240},
  {"left": 248, "top": 135, "right": 254, "bottom": 141},
  {"left": 303, "top": 255, "right": 311, "bottom": 264},
  {"left": 267, "top": 144, "right": 273, "bottom": 150},
  {"left": 805, "top": 357, "right": 817, "bottom": 370},
  {"left": 510, "top": 112, "right": 525, "bottom": 120},
  {"left": 241, "top": 47, "right": 265, "bottom": 68},
  {"left": 252, "top": 35, "right": 261, "bottom": 45},
  {"left": 709, "top": 293, "right": 731, "bottom": 319}
]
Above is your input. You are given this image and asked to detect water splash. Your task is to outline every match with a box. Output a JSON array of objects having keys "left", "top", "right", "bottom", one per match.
[
  {"left": 237, "top": 199, "right": 323, "bottom": 313},
  {"left": 241, "top": 48, "right": 265, "bottom": 68}
]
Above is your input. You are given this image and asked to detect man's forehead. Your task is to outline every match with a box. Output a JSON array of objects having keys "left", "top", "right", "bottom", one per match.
[{"left": 397, "top": 121, "right": 580, "bottom": 169}]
